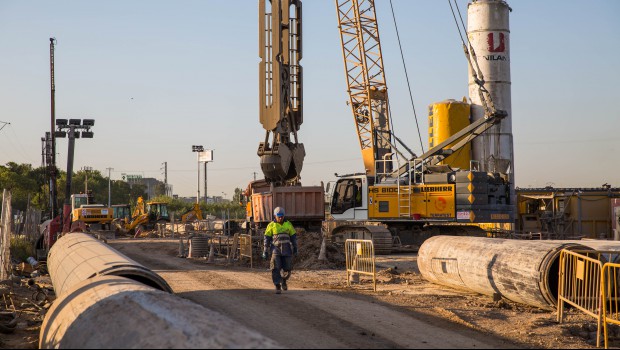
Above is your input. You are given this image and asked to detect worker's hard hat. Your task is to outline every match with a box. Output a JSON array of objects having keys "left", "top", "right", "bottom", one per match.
[{"left": 274, "top": 207, "right": 285, "bottom": 217}]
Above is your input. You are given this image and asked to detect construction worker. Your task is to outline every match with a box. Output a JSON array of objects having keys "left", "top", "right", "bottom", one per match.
[{"left": 262, "top": 206, "right": 298, "bottom": 294}]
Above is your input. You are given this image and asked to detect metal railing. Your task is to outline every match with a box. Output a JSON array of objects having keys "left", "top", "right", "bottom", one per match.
[{"left": 345, "top": 239, "right": 376, "bottom": 292}]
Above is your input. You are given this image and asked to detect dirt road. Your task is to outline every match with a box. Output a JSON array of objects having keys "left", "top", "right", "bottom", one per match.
[{"left": 110, "top": 238, "right": 521, "bottom": 349}]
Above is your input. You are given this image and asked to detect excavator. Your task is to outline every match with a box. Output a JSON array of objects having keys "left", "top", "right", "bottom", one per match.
[
  {"left": 181, "top": 203, "right": 203, "bottom": 223},
  {"left": 114, "top": 197, "right": 170, "bottom": 235},
  {"left": 326, "top": 0, "right": 514, "bottom": 253},
  {"left": 246, "top": 0, "right": 325, "bottom": 231}
]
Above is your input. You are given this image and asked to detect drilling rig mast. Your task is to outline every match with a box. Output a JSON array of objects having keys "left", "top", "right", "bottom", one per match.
[{"left": 257, "top": 0, "right": 305, "bottom": 185}]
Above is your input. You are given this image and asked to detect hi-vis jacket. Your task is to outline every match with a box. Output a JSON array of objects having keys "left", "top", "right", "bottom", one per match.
[{"left": 264, "top": 221, "right": 298, "bottom": 257}]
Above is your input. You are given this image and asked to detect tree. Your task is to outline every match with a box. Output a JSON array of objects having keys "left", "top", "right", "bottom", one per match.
[
  {"left": 0, "top": 162, "right": 46, "bottom": 212},
  {"left": 233, "top": 187, "right": 244, "bottom": 204},
  {"left": 0, "top": 162, "right": 150, "bottom": 214}
]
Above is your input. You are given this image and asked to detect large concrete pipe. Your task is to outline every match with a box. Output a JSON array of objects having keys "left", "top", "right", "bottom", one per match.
[
  {"left": 48, "top": 232, "right": 172, "bottom": 297},
  {"left": 418, "top": 236, "right": 588, "bottom": 310},
  {"left": 40, "top": 275, "right": 280, "bottom": 349}
]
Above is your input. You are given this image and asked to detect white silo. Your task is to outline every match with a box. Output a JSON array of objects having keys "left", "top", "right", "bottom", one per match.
[{"left": 467, "top": 0, "right": 515, "bottom": 200}]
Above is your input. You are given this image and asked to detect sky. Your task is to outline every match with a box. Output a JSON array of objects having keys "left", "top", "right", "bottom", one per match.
[{"left": 0, "top": 0, "right": 619, "bottom": 198}]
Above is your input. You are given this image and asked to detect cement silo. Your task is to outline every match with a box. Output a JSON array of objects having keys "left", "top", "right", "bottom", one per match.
[{"left": 467, "top": 0, "right": 515, "bottom": 202}]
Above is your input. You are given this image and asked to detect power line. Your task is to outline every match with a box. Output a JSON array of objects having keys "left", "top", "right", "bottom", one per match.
[{"left": 0, "top": 121, "right": 9, "bottom": 133}]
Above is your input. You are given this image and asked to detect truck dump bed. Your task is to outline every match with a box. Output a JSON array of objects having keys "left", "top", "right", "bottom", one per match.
[{"left": 251, "top": 185, "right": 325, "bottom": 225}]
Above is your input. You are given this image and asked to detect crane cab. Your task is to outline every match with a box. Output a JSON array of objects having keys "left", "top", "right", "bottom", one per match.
[{"left": 328, "top": 175, "right": 368, "bottom": 221}]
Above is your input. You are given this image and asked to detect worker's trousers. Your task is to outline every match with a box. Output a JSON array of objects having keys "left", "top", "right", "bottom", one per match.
[{"left": 270, "top": 254, "right": 293, "bottom": 286}]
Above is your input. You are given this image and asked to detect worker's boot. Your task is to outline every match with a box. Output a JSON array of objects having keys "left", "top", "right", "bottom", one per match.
[
  {"left": 275, "top": 284, "right": 282, "bottom": 294},
  {"left": 282, "top": 280, "right": 288, "bottom": 291}
]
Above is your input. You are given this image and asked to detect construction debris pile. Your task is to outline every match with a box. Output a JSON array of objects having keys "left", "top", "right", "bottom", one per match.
[
  {"left": 295, "top": 230, "right": 345, "bottom": 270},
  {"left": 0, "top": 261, "right": 54, "bottom": 349}
]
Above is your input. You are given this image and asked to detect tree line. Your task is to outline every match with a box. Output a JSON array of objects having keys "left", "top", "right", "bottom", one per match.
[{"left": 0, "top": 162, "right": 246, "bottom": 220}]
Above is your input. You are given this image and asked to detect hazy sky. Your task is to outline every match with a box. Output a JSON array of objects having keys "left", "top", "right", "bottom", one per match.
[{"left": 1, "top": 0, "right": 619, "bottom": 198}]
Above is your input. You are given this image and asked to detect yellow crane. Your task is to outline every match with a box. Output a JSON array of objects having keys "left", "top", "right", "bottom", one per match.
[
  {"left": 336, "top": 0, "right": 394, "bottom": 177},
  {"left": 327, "top": 0, "right": 513, "bottom": 253}
]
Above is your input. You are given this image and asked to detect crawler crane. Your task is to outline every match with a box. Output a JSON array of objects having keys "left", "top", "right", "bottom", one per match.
[{"left": 326, "top": 0, "right": 513, "bottom": 253}]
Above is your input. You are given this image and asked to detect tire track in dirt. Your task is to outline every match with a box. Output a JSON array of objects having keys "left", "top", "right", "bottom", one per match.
[{"left": 112, "top": 239, "right": 517, "bottom": 349}]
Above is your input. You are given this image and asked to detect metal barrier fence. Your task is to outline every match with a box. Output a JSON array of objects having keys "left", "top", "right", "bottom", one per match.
[
  {"left": 557, "top": 249, "right": 620, "bottom": 348},
  {"left": 602, "top": 262, "right": 620, "bottom": 348},
  {"left": 239, "top": 234, "right": 253, "bottom": 268},
  {"left": 345, "top": 239, "right": 376, "bottom": 292},
  {"left": 558, "top": 249, "right": 604, "bottom": 320}
]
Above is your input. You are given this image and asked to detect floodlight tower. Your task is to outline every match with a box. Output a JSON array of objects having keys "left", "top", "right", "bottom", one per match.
[{"left": 55, "top": 118, "right": 95, "bottom": 232}]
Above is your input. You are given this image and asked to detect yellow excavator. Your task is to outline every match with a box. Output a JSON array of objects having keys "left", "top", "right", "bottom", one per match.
[
  {"left": 181, "top": 203, "right": 203, "bottom": 223},
  {"left": 325, "top": 0, "right": 513, "bottom": 253},
  {"left": 115, "top": 197, "right": 170, "bottom": 235}
]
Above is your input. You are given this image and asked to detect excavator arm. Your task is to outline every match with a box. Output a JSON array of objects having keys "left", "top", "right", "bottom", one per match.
[
  {"left": 181, "top": 203, "right": 203, "bottom": 223},
  {"left": 257, "top": 0, "right": 305, "bottom": 185}
]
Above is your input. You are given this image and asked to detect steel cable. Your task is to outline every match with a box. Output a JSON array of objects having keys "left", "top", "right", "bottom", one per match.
[{"left": 388, "top": 0, "right": 425, "bottom": 155}]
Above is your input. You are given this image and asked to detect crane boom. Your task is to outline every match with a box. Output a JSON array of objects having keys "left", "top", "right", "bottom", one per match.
[
  {"left": 336, "top": 0, "right": 394, "bottom": 177},
  {"left": 258, "top": 0, "right": 305, "bottom": 185}
]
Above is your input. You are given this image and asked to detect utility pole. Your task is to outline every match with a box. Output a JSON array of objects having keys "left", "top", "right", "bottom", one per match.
[
  {"left": 192, "top": 146, "right": 204, "bottom": 204},
  {"left": 49, "top": 38, "right": 58, "bottom": 219},
  {"left": 82, "top": 166, "right": 93, "bottom": 198},
  {"left": 107, "top": 167, "right": 113, "bottom": 207},
  {"left": 204, "top": 162, "right": 208, "bottom": 203},
  {"left": 204, "top": 150, "right": 214, "bottom": 203},
  {"left": 161, "top": 162, "right": 168, "bottom": 196},
  {"left": 253, "top": 172, "right": 257, "bottom": 181},
  {"left": 40, "top": 134, "right": 47, "bottom": 167}
]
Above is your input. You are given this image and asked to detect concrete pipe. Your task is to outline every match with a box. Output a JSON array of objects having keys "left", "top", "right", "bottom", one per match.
[
  {"left": 40, "top": 275, "right": 281, "bottom": 349},
  {"left": 418, "top": 236, "right": 588, "bottom": 310},
  {"left": 48, "top": 232, "right": 172, "bottom": 297}
]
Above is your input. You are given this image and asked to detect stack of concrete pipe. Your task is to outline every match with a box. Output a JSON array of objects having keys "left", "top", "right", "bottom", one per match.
[{"left": 41, "top": 233, "right": 279, "bottom": 349}]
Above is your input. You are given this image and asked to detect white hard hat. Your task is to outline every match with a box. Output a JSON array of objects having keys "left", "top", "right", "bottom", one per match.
[{"left": 274, "top": 207, "right": 285, "bottom": 217}]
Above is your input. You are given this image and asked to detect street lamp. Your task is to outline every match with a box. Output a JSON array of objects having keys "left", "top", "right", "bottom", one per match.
[
  {"left": 192, "top": 145, "right": 204, "bottom": 204},
  {"left": 106, "top": 167, "right": 114, "bottom": 208}
]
